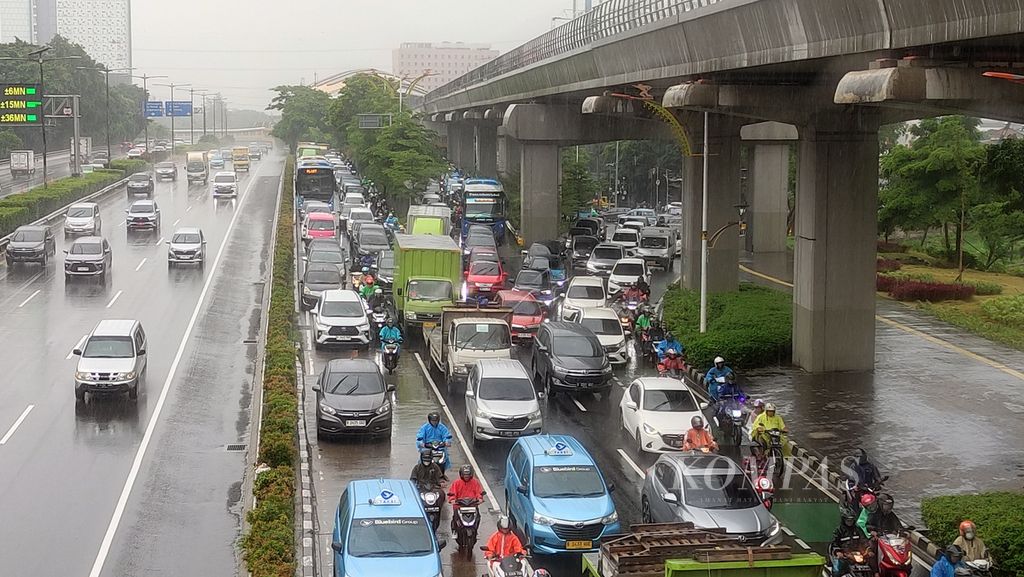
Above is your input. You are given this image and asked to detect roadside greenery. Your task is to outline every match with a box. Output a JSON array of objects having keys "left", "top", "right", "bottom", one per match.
[
  {"left": 561, "top": 150, "right": 601, "bottom": 223},
  {"left": 242, "top": 157, "right": 297, "bottom": 577},
  {"left": 921, "top": 492, "right": 1024, "bottom": 576},
  {"left": 661, "top": 284, "right": 792, "bottom": 370}
]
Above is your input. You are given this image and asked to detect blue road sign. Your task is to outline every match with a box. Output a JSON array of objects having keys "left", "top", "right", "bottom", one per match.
[
  {"left": 144, "top": 101, "right": 164, "bottom": 117},
  {"left": 164, "top": 100, "right": 193, "bottom": 117}
]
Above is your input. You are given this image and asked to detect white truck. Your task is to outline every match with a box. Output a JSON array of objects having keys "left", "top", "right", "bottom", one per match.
[
  {"left": 427, "top": 305, "right": 513, "bottom": 390},
  {"left": 186, "top": 151, "right": 209, "bottom": 184},
  {"left": 71, "top": 137, "right": 92, "bottom": 163},
  {"left": 9, "top": 150, "right": 35, "bottom": 178}
]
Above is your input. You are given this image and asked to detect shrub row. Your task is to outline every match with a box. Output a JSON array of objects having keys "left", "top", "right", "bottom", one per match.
[
  {"left": 661, "top": 283, "right": 792, "bottom": 370},
  {"left": 980, "top": 294, "right": 1024, "bottom": 326},
  {"left": 109, "top": 159, "right": 147, "bottom": 174},
  {"left": 242, "top": 156, "right": 297, "bottom": 577},
  {"left": 889, "top": 280, "right": 975, "bottom": 302},
  {"left": 962, "top": 279, "right": 1003, "bottom": 296},
  {"left": 921, "top": 492, "right": 1024, "bottom": 576},
  {"left": 877, "top": 258, "right": 903, "bottom": 273}
]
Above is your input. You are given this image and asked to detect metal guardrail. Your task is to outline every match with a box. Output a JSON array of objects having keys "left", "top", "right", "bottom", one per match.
[{"left": 425, "top": 0, "right": 720, "bottom": 102}]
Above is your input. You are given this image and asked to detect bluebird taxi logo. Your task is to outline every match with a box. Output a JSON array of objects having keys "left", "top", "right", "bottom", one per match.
[
  {"left": 546, "top": 441, "right": 574, "bottom": 456},
  {"left": 371, "top": 490, "right": 401, "bottom": 505}
]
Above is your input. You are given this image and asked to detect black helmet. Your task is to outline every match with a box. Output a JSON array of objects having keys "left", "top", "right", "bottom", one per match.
[
  {"left": 857, "top": 448, "right": 869, "bottom": 465},
  {"left": 690, "top": 415, "right": 704, "bottom": 429},
  {"left": 946, "top": 545, "right": 965, "bottom": 562},
  {"left": 459, "top": 464, "right": 474, "bottom": 480},
  {"left": 427, "top": 411, "right": 440, "bottom": 425},
  {"left": 880, "top": 493, "right": 894, "bottom": 514},
  {"left": 419, "top": 449, "right": 432, "bottom": 464},
  {"left": 841, "top": 507, "right": 858, "bottom": 526}
]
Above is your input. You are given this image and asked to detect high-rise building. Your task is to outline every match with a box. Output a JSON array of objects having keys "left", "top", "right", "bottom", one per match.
[
  {"left": 0, "top": 0, "right": 38, "bottom": 44},
  {"left": 37, "top": 0, "right": 132, "bottom": 70},
  {"left": 393, "top": 42, "right": 499, "bottom": 93}
]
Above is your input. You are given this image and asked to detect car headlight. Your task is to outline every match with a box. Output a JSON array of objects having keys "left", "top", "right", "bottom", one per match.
[
  {"left": 476, "top": 408, "right": 493, "bottom": 419},
  {"left": 319, "top": 402, "right": 336, "bottom": 416},
  {"left": 118, "top": 372, "right": 136, "bottom": 380},
  {"left": 532, "top": 512, "right": 556, "bottom": 526},
  {"left": 454, "top": 364, "right": 468, "bottom": 374},
  {"left": 601, "top": 511, "right": 619, "bottom": 525},
  {"left": 586, "top": 262, "right": 598, "bottom": 272},
  {"left": 376, "top": 401, "right": 391, "bottom": 415},
  {"left": 642, "top": 423, "right": 659, "bottom": 436},
  {"left": 357, "top": 322, "right": 370, "bottom": 332},
  {"left": 315, "top": 321, "right": 330, "bottom": 331},
  {"left": 75, "top": 371, "right": 89, "bottom": 380},
  {"left": 768, "top": 520, "right": 781, "bottom": 536},
  {"left": 406, "top": 311, "right": 417, "bottom": 320},
  {"left": 602, "top": 365, "right": 612, "bottom": 373},
  {"left": 528, "top": 409, "right": 542, "bottom": 420},
  {"left": 302, "top": 285, "right": 311, "bottom": 294}
]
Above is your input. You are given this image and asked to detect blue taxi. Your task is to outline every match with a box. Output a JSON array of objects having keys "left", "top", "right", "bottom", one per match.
[
  {"left": 504, "top": 435, "right": 621, "bottom": 554},
  {"left": 331, "top": 479, "right": 446, "bottom": 577}
]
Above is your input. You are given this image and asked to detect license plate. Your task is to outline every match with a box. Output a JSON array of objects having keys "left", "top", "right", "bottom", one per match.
[
  {"left": 345, "top": 420, "right": 366, "bottom": 427},
  {"left": 566, "top": 540, "right": 592, "bottom": 550},
  {"left": 515, "top": 332, "right": 533, "bottom": 338},
  {"left": 478, "top": 287, "right": 491, "bottom": 292},
  {"left": 498, "top": 431, "right": 520, "bottom": 437},
  {"left": 75, "top": 266, "right": 89, "bottom": 271},
  {"left": 422, "top": 322, "right": 436, "bottom": 330}
]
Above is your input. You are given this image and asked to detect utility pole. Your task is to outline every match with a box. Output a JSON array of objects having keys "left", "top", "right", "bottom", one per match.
[
  {"left": 71, "top": 95, "right": 81, "bottom": 176},
  {"left": 699, "top": 111, "right": 710, "bottom": 333},
  {"left": 156, "top": 82, "right": 190, "bottom": 154}
]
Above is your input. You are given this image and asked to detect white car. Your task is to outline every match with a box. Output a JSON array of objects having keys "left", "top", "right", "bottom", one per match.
[
  {"left": 559, "top": 276, "right": 607, "bottom": 321},
  {"left": 620, "top": 377, "right": 708, "bottom": 453},
  {"left": 618, "top": 208, "right": 657, "bottom": 226},
  {"left": 311, "top": 289, "right": 372, "bottom": 348},
  {"left": 465, "top": 359, "right": 543, "bottom": 442},
  {"left": 211, "top": 171, "right": 238, "bottom": 198},
  {"left": 608, "top": 228, "right": 640, "bottom": 253},
  {"left": 347, "top": 207, "right": 374, "bottom": 238},
  {"left": 608, "top": 257, "right": 650, "bottom": 295},
  {"left": 568, "top": 306, "right": 628, "bottom": 365},
  {"left": 620, "top": 220, "right": 645, "bottom": 234},
  {"left": 126, "top": 147, "right": 144, "bottom": 159}
]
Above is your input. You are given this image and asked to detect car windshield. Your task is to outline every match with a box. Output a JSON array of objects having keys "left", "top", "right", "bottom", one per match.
[
  {"left": 533, "top": 465, "right": 606, "bottom": 498},
  {"left": 593, "top": 247, "right": 622, "bottom": 260},
  {"left": 82, "top": 336, "right": 134, "bottom": 358},
  {"left": 515, "top": 270, "right": 545, "bottom": 288},
  {"left": 324, "top": 371, "right": 383, "bottom": 395},
  {"left": 552, "top": 336, "right": 602, "bottom": 357},
  {"left": 344, "top": 195, "right": 364, "bottom": 205},
  {"left": 525, "top": 257, "right": 549, "bottom": 270},
  {"left": 172, "top": 233, "right": 201, "bottom": 244},
  {"left": 347, "top": 516, "right": 434, "bottom": 557},
  {"left": 305, "top": 204, "right": 330, "bottom": 214},
  {"left": 67, "top": 207, "right": 93, "bottom": 218},
  {"left": 612, "top": 232, "right": 637, "bottom": 243},
  {"left": 308, "top": 219, "right": 334, "bottom": 231},
  {"left": 613, "top": 262, "right": 644, "bottom": 276},
  {"left": 70, "top": 242, "right": 102, "bottom": 255},
  {"left": 309, "top": 250, "right": 344, "bottom": 264},
  {"left": 350, "top": 211, "right": 372, "bottom": 222},
  {"left": 643, "top": 389, "right": 698, "bottom": 412},
  {"left": 378, "top": 251, "right": 396, "bottom": 273},
  {"left": 407, "top": 280, "right": 452, "bottom": 301},
  {"left": 466, "top": 235, "right": 494, "bottom": 249},
  {"left": 470, "top": 261, "right": 500, "bottom": 276},
  {"left": 214, "top": 175, "right": 235, "bottom": 183},
  {"left": 479, "top": 377, "right": 534, "bottom": 401},
  {"left": 573, "top": 237, "right": 598, "bottom": 251},
  {"left": 129, "top": 174, "right": 149, "bottom": 181},
  {"left": 156, "top": 162, "right": 174, "bottom": 169},
  {"left": 360, "top": 231, "right": 388, "bottom": 246},
  {"left": 321, "top": 300, "right": 365, "bottom": 317},
  {"left": 581, "top": 318, "right": 621, "bottom": 336},
  {"left": 510, "top": 299, "right": 543, "bottom": 316},
  {"left": 641, "top": 236, "right": 668, "bottom": 248},
  {"left": 682, "top": 473, "right": 761, "bottom": 510},
  {"left": 129, "top": 204, "right": 154, "bottom": 214},
  {"left": 305, "top": 270, "right": 341, "bottom": 285},
  {"left": 454, "top": 323, "right": 510, "bottom": 351},
  {"left": 567, "top": 284, "right": 604, "bottom": 300}
]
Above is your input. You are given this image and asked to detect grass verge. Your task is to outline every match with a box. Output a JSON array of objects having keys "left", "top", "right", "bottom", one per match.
[
  {"left": 242, "top": 156, "right": 298, "bottom": 577},
  {"left": 921, "top": 492, "right": 1024, "bottom": 576}
]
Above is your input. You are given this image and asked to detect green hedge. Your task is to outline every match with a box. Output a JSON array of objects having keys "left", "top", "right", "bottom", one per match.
[
  {"left": 661, "top": 283, "right": 792, "bottom": 370},
  {"left": 109, "top": 159, "right": 147, "bottom": 174},
  {"left": 921, "top": 492, "right": 1024, "bottom": 575},
  {"left": 242, "top": 157, "right": 297, "bottom": 577}
]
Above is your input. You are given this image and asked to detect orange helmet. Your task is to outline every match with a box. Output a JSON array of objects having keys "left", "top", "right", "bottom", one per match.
[{"left": 959, "top": 520, "right": 976, "bottom": 537}]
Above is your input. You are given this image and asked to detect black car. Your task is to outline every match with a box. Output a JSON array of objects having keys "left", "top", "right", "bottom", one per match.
[
  {"left": 126, "top": 173, "right": 154, "bottom": 196},
  {"left": 312, "top": 358, "right": 394, "bottom": 439},
  {"left": 513, "top": 268, "right": 552, "bottom": 296},
  {"left": 299, "top": 264, "right": 344, "bottom": 311},
  {"left": 530, "top": 322, "right": 612, "bottom": 398},
  {"left": 6, "top": 225, "right": 56, "bottom": 266},
  {"left": 154, "top": 161, "right": 178, "bottom": 180},
  {"left": 375, "top": 249, "right": 397, "bottom": 293},
  {"left": 575, "top": 217, "right": 605, "bottom": 240},
  {"left": 351, "top": 223, "right": 391, "bottom": 267},
  {"left": 570, "top": 235, "right": 599, "bottom": 268},
  {"left": 64, "top": 236, "right": 112, "bottom": 280}
]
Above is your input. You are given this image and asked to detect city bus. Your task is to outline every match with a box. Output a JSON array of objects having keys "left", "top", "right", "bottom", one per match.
[
  {"left": 295, "top": 159, "right": 339, "bottom": 209},
  {"left": 461, "top": 178, "right": 507, "bottom": 244}
]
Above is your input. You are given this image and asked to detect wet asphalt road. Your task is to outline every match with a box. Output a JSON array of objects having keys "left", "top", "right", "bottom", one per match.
[
  {"left": 0, "top": 153, "right": 282, "bottom": 575},
  {"left": 0, "top": 149, "right": 110, "bottom": 200}
]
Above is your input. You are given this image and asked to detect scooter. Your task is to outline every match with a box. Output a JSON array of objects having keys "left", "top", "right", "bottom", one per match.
[
  {"left": 425, "top": 440, "right": 448, "bottom": 471},
  {"left": 452, "top": 497, "right": 482, "bottom": 552},
  {"left": 964, "top": 559, "right": 993, "bottom": 577},
  {"left": 828, "top": 536, "right": 875, "bottom": 577},
  {"left": 761, "top": 429, "right": 786, "bottom": 480},
  {"left": 875, "top": 530, "right": 912, "bottom": 577},
  {"left": 480, "top": 549, "right": 538, "bottom": 577},
  {"left": 753, "top": 475, "right": 775, "bottom": 510},
  {"left": 714, "top": 393, "right": 747, "bottom": 447},
  {"left": 381, "top": 339, "right": 400, "bottom": 375},
  {"left": 419, "top": 487, "right": 443, "bottom": 532}
]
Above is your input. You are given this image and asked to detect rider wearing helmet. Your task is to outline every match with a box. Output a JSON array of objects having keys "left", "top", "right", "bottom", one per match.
[
  {"left": 484, "top": 515, "right": 526, "bottom": 567},
  {"left": 378, "top": 316, "right": 402, "bottom": 347},
  {"left": 746, "top": 399, "right": 766, "bottom": 428},
  {"left": 659, "top": 347, "right": 686, "bottom": 375},
  {"left": 416, "top": 412, "right": 452, "bottom": 473},
  {"left": 384, "top": 211, "right": 399, "bottom": 229},
  {"left": 682, "top": 415, "right": 719, "bottom": 452},
  {"left": 855, "top": 493, "right": 879, "bottom": 535},
  {"left": 635, "top": 306, "right": 653, "bottom": 333},
  {"left": 359, "top": 272, "right": 377, "bottom": 299},
  {"left": 368, "top": 286, "right": 387, "bottom": 312},
  {"left": 952, "top": 520, "right": 991, "bottom": 564},
  {"left": 931, "top": 545, "right": 967, "bottom": 577},
  {"left": 704, "top": 356, "right": 736, "bottom": 401},
  {"left": 647, "top": 319, "right": 665, "bottom": 344},
  {"left": 750, "top": 402, "right": 790, "bottom": 456},
  {"left": 410, "top": 448, "right": 443, "bottom": 492},
  {"left": 447, "top": 464, "right": 485, "bottom": 532},
  {"left": 830, "top": 507, "right": 869, "bottom": 576},
  {"left": 867, "top": 493, "right": 902, "bottom": 534},
  {"left": 854, "top": 448, "right": 885, "bottom": 490},
  {"left": 656, "top": 331, "right": 684, "bottom": 361}
]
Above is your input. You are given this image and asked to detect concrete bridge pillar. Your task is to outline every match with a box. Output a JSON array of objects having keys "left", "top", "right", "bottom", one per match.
[
  {"left": 741, "top": 122, "right": 798, "bottom": 254},
  {"left": 447, "top": 122, "right": 476, "bottom": 173},
  {"left": 497, "top": 128, "right": 521, "bottom": 176},
  {"left": 792, "top": 123, "right": 878, "bottom": 372},
  {"left": 474, "top": 124, "right": 498, "bottom": 177},
  {"left": 681, "top": 118, "right": 742, "bottom": 294},
  {"left": 520, "top": 143, "right": 560, "bottom": 246}
]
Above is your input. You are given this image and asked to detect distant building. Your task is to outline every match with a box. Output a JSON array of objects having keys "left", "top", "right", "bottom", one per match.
[
  {"left": 37, "top": 0, "right": 132, "bottom": 70},
  {"left": 393, "top": 42, "right": 499, "bottom": 93},
  {"left": 0, "top": 0, "right": 38, "bottom": 43}
]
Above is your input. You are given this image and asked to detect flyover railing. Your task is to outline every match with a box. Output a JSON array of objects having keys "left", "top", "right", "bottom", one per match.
[{"left": 425, "top": 0, "right": 720, "bottom": 102}]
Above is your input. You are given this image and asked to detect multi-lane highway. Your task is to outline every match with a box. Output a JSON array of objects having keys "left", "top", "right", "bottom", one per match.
[
  {"left": 0, "top": 149, "right": 114, "bottom": 200},
  {"left": 0, "top": 153, "right": 283, "bottom": 576}
]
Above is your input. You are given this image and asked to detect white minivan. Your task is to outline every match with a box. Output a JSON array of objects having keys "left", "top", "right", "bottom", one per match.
[{"left": 465, "top": 359, "right": 542, "bottom": 443}]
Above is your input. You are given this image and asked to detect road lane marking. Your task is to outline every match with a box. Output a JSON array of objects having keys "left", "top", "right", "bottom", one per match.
[
  {"left": 87, "top": 155, "right": 269, "bottom": 577},
  {"left": 794, "top": 538, "right": 810, "bottom": 550},
  {"left": 571, "top": 397, "right": 588, "bottom": 412},
  {"left": 67, "top": 334, "right": 88, "bottom": 360},
  {"left": 413, "top": 352, "right": 501, "bottom": 512},
  {"left": 106, "top": 290, "right": 123, "bottom": 308},
  {"left": 186, "top": 205, "right": 192, "bottom": 212},
  {"left": 616, "top": 448, "right": 646, "bottom": 479},
  {"left": 134, "top": 258, "right": 147, "bottom": 271},
  {"left": 155, "top": 237, "right": 164, "bottom": 245},
  {"left": 0, "top": 405, "right": 34, "bottom": 445},
  {"left": 173, "top": 218, "right": 180, "bottom": 226},
  {"left": 17, "top": 289, "right": 40, "bottom": 308},
  {"left": 782, "top": 526, "right": 794, "bottom": 536},
  {"left": 739, "top": 264, "right": 1024, "bottom": 383}
]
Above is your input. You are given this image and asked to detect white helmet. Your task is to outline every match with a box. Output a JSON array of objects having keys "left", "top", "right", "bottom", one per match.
[
  {"left": 497, "top": 515, "right": 511, "bottom": 531},
  {"left": 714, "top": 356, "right": 725, "bottom": 364}
]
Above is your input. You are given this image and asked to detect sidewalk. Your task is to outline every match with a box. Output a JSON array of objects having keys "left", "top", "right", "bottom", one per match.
[{"left": 738, "top": 251, "right": 1024, "bottom": 523}]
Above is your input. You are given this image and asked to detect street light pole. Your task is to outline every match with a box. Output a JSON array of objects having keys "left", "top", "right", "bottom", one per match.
[
  {"left": 699, "top": 110, "right": 709, "bottom": 334},
  {"left": 76, "top": 66, "right": 133, "bottom": 165},
  {"left": 130, "top": 74, "right": 167, "bottom": 156},
  {"left": 189, "top": 87, "right": 195, "bottom": 144},
  {"left": 156, "top": 82, "right": 190, "bottom": 154}
]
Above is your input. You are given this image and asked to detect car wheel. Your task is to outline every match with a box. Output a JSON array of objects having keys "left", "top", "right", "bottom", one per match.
[
  {"left": 5, "top": 257, "right": 12, "bottom": 267},
  {"left": 128, "top": 382, "right": 139, "bottom": 400},
  {"left": 641, "top": 496, "right": 653, "bottom": 523},
  {"left": 75, "top": 388, "right": 86, "bottom": 403}
]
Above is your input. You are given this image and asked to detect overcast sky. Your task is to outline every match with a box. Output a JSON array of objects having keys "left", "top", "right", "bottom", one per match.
[{"left": 132, "top": 0, "right": 577, "bottom": 110}]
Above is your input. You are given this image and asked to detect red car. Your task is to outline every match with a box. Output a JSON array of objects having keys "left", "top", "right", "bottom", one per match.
[
  {"left": 464, "top": 258, "right": 507, "bottom": 295},
  {"left": 495, "top": 290, "right": 547, "bottom": 342},
  {"left": 302, "top": 212, "right": 337, "bottom": 244}
]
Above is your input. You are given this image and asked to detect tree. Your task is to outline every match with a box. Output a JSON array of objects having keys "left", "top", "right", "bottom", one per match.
[
  {"left": 560, "top": 149, "right": 600, "bottom": 221},
  {"left": 361, "top": 115, "right": 445, "bottom": 202},
  {"left": 0, "top": 130, "right": 23, "bottom": 157},
  {"left": 266, "top": 85, "right": 331, "bottom": 148}
]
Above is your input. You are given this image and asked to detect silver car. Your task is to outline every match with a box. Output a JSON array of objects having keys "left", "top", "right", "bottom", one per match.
[
  {"left": 73, "top": 319, "right": 148, "bottom": 402},
  {"left": 641, "top": 454, "right": 782, "bottom": 546},
  {"left": 64, "top": 202, "right": 102, "bottom": 237},
  {"left": 167, "top": 227, "right": 206, "bottom": 267},
  {"left": 465, "top": 359, "right": 542, "bottom": 443}
]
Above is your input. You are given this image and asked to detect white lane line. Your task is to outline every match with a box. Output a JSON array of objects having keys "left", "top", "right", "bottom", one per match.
[
  {"left": 17, "top": 289, "right": 40, "bottom": 308},
  {"left": 782, "top": 526, "right": 795, "bottom": 536},
  {"left": 0, "top": 405, "right": 34, "bottom": 445},
  {"left": 105, "top": 290, "right": 123, "bottom": 308},
  {"left": 87, "top": 155, "right": 269, "bottom": 577},
  {"left": 67, "top": 334, "right": 88, "bottom": 360},
  {"left": 186, "top": 205, "right": 193, "bottom": 212},
  {"left": 134, "top": 258, "right": 147, "bottom": 271},
  {"left": 616, "top": 448, "right": 646, "bottom": 479},
  {"left": 413, "top": 352, "right": 501, "bottom": 512},
  {"left": 155, "top": 237, "right": 164, "bottom": 246},
  {"left": 572, "top": 397, "right": 588, "bottom": 412},
  {"left": 794, "top": 538, "right": 810, "bottom": 550},
  {"left": 173, "top": 218, "right": 180, "bottom": 226},
  {"left": 118, "top": 221, "right": 126, "bottom": 228}
]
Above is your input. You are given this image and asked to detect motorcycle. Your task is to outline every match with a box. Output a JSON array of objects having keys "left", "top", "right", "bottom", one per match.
[
  {"left": 829, "top": 536, "right": 875, "bottom": 577},
  {"left": 714, "top": 393, "right": 747, "bottom": 447},
  {"left": 452, "top": 497, "right": 481, "bottom": 552},
  {"left": 418, "top": 487, "right": 443, "bottom": 532},
  {"left": 875, "top": 530, "right": 912, "bottom": 577},
  {"left": 381, "top": 339, "right": 400, "bottom": 375},
  {"left": 753, "top": 475, "right": 775, "bottom": 510},
  {"left": 657, "top": 357, "right": 686, "bottom": 379},
  {"left": 481, "top": 549, "right": 538, "bottom": 577},
  {"left": 759, "top": 428, "right": 786, "bottom": 480},
  {"left": 963, "top": 559, "right": 993, "bottom": 577},
  {"left": 370, "top": 305, "right": 390, "bottom": 333},
  {"left": 425, "top": 439, "right": 448, "bottom": 471}
]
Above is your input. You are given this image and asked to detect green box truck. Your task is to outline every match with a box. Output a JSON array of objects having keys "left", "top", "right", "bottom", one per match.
[
  {"left": 393, "top": 234, "right": 462, "bottom": 331},
  {"left": 407, "top": 205, "right": 452, "bottom": 236}
]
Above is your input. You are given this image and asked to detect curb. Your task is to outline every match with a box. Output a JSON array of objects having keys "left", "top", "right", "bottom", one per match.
[{"left": 295, "top": 357, "right": 316, "bottom": 577}]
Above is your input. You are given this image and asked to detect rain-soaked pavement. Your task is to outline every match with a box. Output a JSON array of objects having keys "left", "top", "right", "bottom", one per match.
[{"left": 0, "top": 153, "right": 283, "bottom": 576}]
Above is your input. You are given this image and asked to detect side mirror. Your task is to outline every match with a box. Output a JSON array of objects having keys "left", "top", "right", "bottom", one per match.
[
  {"left": 312, "top": 384, "right": 321, "bottom": 392},
  {"left": 607, "top": 482, "right": 615, "bottom": 493},
  {"left": 437, "top": 538, "right": 448, "bottom": 551},
  {"left": 535, "top": 343, "right": 547, "bottom": 353},
  {"left": 516, "top": 483, "right": 528, "bottom": 495},
  {"left": 465, "top": 389, "right": 475, "bottom": 398},
  {"left": 699, "top": 402, "right": 709, "bottom": 410},
  {"left": 63, "top": 250, "right": 69, "bottom": 254},
  {"left": 164, "top": 240, "right": 170, "bottom": 245},
  {"left": 137, "top": 348, "right": 146, "bottom": 355},
  {"left": 330, "top": 541, "right": 342, "bottom": 553},
  {"left": 124, "top": 209, "right": 129, "bottom": 213},
  {"left": 386, "top": 384, "right": 396, "bottom": 392},
  {"left": 625, "top": 400, "right": 638, "bottom": 411},
  {"left": 662, "top": 492, "right": 678, "bottom": 504},
  {"left": 72, "top": 348, "right": 82, "bottom": 356},
  {"left": 202, "top": 240, "right": 207, "bottom": 245}
]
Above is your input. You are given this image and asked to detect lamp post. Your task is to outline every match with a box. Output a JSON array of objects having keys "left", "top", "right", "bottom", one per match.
[
  {"left": 155, "top": 82, "right": 190, "bottom": 154},
  {"left": 130, "top": 73, "right": 167, "bottom": 156},
  {"left": 76, "top": 66, "right": 134, "bottom": 163},
  {"left": 193, "top": 90, "right": 209, "bottom": 139}
]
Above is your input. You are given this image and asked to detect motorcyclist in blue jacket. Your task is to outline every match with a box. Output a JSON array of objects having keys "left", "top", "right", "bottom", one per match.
[
  {"left": 705, "top": 356, "right": 736, "bottom": 401},
  {"left": 384, "top": 211, "right": 399, "bottom": 229},
  {"left": 656, "top": 332, "right": 684, "bottom": 362},
  {"left": 930, "top": 545, "right": 966, "bottom": 577},
  {"left": 416, "top": 412, "right": 452, "bottom": 474},
  {"left": 378, "top": 317, "right": 402, "bottom": 351}
]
